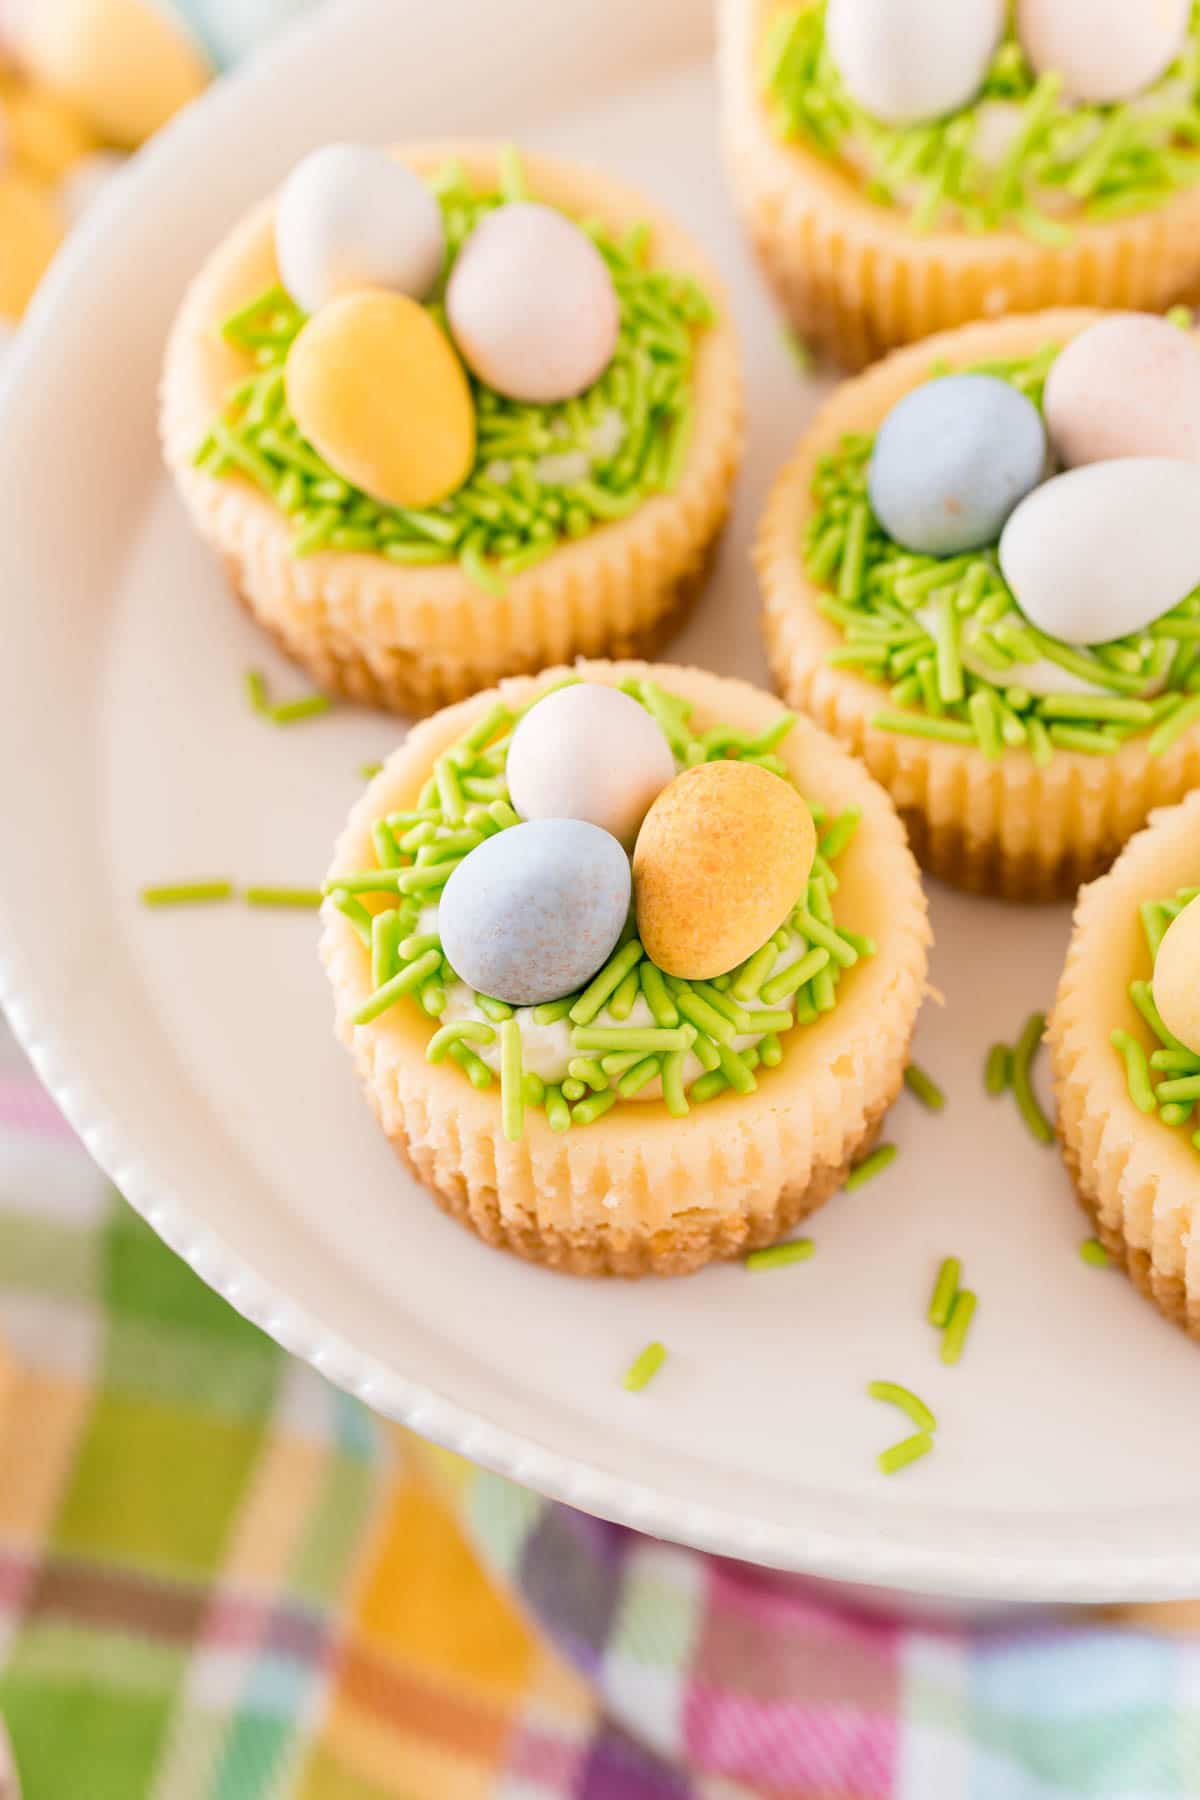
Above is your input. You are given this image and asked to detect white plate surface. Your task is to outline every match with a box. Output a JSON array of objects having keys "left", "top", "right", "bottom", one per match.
[{"left": 1, "top": 0, "right": 1198, "bottom": 1604}]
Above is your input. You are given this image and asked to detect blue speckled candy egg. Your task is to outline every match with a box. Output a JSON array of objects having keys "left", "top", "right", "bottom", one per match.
[
  {"left": 438, "top": 819, "right": 631, "bottom": 1006},
  {"left": 867, "top": 373, "right": 1047, "bottom": 556}
]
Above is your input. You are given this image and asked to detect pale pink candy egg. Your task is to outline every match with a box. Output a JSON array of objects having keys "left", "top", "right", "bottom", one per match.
[
  {"left": 1017, "top": 0, "right": 1190, "bottom": 104},
  {"left": 1044, "top": 314, "right": 1200, "bottom": 468},
  {"left": 446, "top": 201, "right": 619, "bottom": 405}
]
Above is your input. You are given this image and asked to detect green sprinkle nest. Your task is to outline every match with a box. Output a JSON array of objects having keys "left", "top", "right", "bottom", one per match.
[
  {"left": 1113, "top": 888, "right": 1200, "bottom": 1153},
  {"left": 193, "top": 153, "right": 714, "bottom": 595},
  {"left": 764, "top": 1, "right": 1200, "bottom": 239},
  {"left": 325, "top": 675, "right": 874, "bottom": 1142},
  {"left": 803, "top": 334, "right": 1200, "bottom": 763}
]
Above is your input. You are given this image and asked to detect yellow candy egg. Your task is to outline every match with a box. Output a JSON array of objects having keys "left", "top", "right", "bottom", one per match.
[
  {"left": 633, "top": 761, "right": 817, "bottom": 980},
  {"left": 16, "top": 0, "right": 210, "bottom": 147},
  {"left": 0, "top": 169, "right": 62, "bottom": 319},
  {"left": 285, "top": 290, "right": 475, "bottom": 512},
  {"left": 1152, "top": 896, "right": 1200, "bottom": 1057},
  {"left": 4, "top": 86, "right": 96, "bottom": 180}
]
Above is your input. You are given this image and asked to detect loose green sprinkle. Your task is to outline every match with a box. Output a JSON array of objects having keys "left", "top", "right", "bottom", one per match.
[
  {"left": 359, "top": 761, "right": 384, "bottom": 780},
  {"left": 940, "top": 1290, "right": 977, "bottom": 1366},
  {"left": 868, "top": 1380, "right": 936, "bottom": 1435},
  {"left": 985, "top": 1043, "right": 1012, "bottom": 1095},
  {"left": 244, "top": 669, "right": 269, "bottom": 713},
  {"left": 199, "top": 156, "right": 714, "bottom": 594},
  {"left": 244, "top": 886, "right": 324, "bottom": 909},
  {"left": 622, "top": 1341, "right": 667, "bottom": 1393},
  {"left": 745, "top": 1238, "right": 815, "bottom": 1271},
  {"left": 845, "top": 1143, "right": 897, "bottom": 1190},
  {"left": 877, "top": 1431, "right": 934, "bottom": 1476},
  {"left": 927, "top": 1257, "right": 961, "bottom": 1329},
  {"left": 1010, "top": 1012, "right": 1054, "bottom": 1144},
  {"left": 904, "top": 1063, "right": 944, "bottom": 1111},
  {"left": 1080, "top": 1238, "right": 1111, "bottom": 1269},
  {"left": 269, "top": 693, "right": 331, "bottom": 726},
  {"left": 141, "top": 881, "right": 234, "bottom": 906}
]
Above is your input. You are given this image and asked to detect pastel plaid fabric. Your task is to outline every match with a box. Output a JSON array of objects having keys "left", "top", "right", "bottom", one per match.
[{"left": 4, "top": 1051, "right": 1200, "bottom": 1798}]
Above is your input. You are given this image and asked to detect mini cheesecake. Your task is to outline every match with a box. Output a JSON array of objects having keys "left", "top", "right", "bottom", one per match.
[
  {"left": 1050, "top": 790, "right": 1200, "bottom": 1336},
  {"left": 161, "top": 142, "right": 743, "bottom": 717},
  {"left": 720, "top": 0, "right": 1200, "bottom": 368},
  {"left": 758, "top": 309, "right": 1200, "bottom": 902},
  {"left": 320, "top": 659, "right": 930, "bottom": 1276}
]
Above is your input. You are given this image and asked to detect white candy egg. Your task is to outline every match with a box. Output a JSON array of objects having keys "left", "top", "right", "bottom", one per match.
[
  {"left": 275, "top": 143, "right": 444, "bottom": 316},
  {"left": 1016, "top": 0, "right": 1191, "bottom": 104},
  {"left": 1044, "top": 314, "right": 1200, "bottom": 468},
  {"left": 507, "top": 683, "right": 676, "bottom": 847},
  {"left": 826, "top": 0, "right": 1004, "bottom": 126},
  {"left": 446, "top": 202, "right": 619, "bottom": 404},
  {"left": 999, "top": 459, "right": 1200, "bottom": 646}
]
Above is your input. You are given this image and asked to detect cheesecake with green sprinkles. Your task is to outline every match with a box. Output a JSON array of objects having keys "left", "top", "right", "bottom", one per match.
[
  {"left": 719, "top": 0, "right": 1200, "bottom": 366},
  {"left": 758, "top": 308, "right": 1200, "bottom": 901},
  {"left": 161, "top": 143, "right": 742, "bottom": 719},
  {"left": 321, "top": 660, "right": 929, "bottom": 1277},
  {"left": 1049, "top": 788, "right": 1200, "bottom": 1338}
]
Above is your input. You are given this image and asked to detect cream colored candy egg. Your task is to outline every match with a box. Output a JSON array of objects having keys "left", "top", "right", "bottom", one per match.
[
  {"left": 1017, "top": 0, "right": 1191, "bottom": 104},
  {"left": 507, "top": 684, "right": 676, "bottom": 847},
  {"left": 285, "top": 290, "right": 474, "bottom": 510},
  {"left": 1152, "top": 897, "right": 1200, "bottom": 1056},
  {"left": 998, "top": 459, "right": 1200, "bottom": 645},
  {"left": 1044, "top": 314, "right": 1200, "bottom": 468},
  {"left": 446, "top": 201, "right": 619, "bottom": 404},
  {"left": 276, "top": 144, "right": 445, "bottom": 316},
  {"left": 633, "top": 760, "right": 817, "bottom": 980},
  {"left": 826, "top": 0, "right": 1004, "bottom": 126}
]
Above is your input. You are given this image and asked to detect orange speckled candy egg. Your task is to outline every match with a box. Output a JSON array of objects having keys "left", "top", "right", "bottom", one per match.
[
  {"left": 633, "top": 761, "right": 817, "bottom": 979},
  {"left": 285, "top": 289, "right": 475, "bottom": 510}
]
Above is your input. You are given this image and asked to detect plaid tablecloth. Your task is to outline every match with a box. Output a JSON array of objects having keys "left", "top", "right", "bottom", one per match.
[{"left": 4, "top": 1043, "right": 1200, "bottom": 1799}]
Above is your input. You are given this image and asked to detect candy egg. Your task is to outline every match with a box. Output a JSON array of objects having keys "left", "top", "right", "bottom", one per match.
[
  {"left": 999, "top": 459, "right": 1200, "bottom": 646},
  {"left": 1017, "top": 0, "right": 1190, "bottom": 104},
  {"left": 276, "top": 144, "right": 445, "bottom": 316},
  {"left": 12, "top": 0, "right": 211, "bottom": 146},
  {"left": 446, "top": 202, "right": 619, "bottom": 404},
  {"left": 507, "top": 684, "right": 676, "bottom": 848},
  {"left": 286, "top": 290, "right": 474, "bottom": 510},
  {"left": 438, "top": 818, "right": 631, "bottom": 1007},
  {"left": 1153, "top": 897, "right": 1200, "bottom": 1057},
  {"left": 868, "top": 373, "right": 1046, "bottom": 556},
  {"left": 0, "top": 168, "right": 61, "bottom": 319},
  {"left": 633, "top": 762, "right": 816, "bottom": 980},
  {"left": 1044, "top": 315, "right": 1200, "bottom": 468},
  {"left": 826, "top": 0, "right": 1004, "bottom": 126}
]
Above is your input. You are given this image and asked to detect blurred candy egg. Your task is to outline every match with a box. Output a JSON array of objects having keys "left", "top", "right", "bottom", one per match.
[
  {"left": 0, "top": 168, "right": 62, "bottom": 318},
  {"left": 276, "top": 144, "right": 444, "bottom": 316},
  {"left": 446, "top": 201, "right": 619, "bottom": 404},
  {"left": 10, "top": 0, "right": 211, "bottom": 146},
  {"left": 868, "top": 373, "right": 1046, "bottom": 556},
  {"left": 1044, "top": 314, "right": 1200, "bottom": 468},
  {"left": 3, "top": 84, "right": 96, "bottom": 179},
  {"left": 999, "top": 459, "right": 1200, "bottom": 646},
  {"left": 286, "top": 290, "right": 474, "bottom": 509},
  {"left": 438, "top": 818, "right": 631, "bottom": 1007},
  {"left": 507, "top": 684, "right": 676, "bottom": 848},
  {"left": 826, "top": 0, "right": 1004, "bottom": 126},
  {"left": 633, "top": 762, "right": 816, "bottom": 980},
  {"left": 1153, "top": 897, "right": 1200, "bottom": 1057},
  {"left": 1017, "top": 0, "right": 1190, "bottom": 104}
]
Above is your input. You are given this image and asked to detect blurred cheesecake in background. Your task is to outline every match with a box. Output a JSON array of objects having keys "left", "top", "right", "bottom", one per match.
[{"left": 0, "top": 0, "right": 314, "bottom": 348}]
